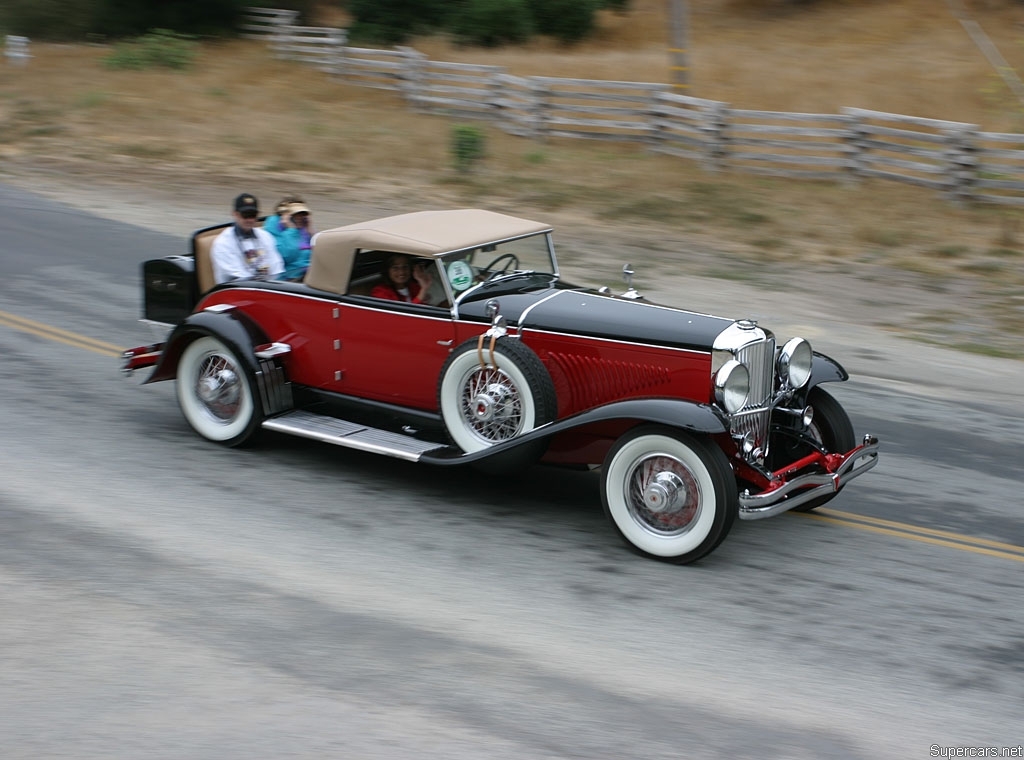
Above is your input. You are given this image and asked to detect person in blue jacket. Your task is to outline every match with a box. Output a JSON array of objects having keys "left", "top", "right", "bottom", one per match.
[{"left": 265, "top": 197, "right": 314, "bottom": 281}]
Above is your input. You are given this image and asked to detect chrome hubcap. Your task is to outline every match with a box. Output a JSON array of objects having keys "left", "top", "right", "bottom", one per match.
[
  {"left": 625, "top": 454, "right": 701, "bottom": 535},
  {"left": 473, "top": 382, "right": 513, "bottom": 423},
  {"left": 461, "top": 369, "right": 522, "bottom": 442},
  {"left": 642, "top": 471, "right": 687, "bottom": 514},
  {"left": 196, "top": 357, "right": 241, "bottom": 421}
]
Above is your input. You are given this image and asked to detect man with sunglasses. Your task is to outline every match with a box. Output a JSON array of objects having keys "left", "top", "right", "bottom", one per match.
[{"left": 210, "top": 193, "right": 285, "bottom": 284}]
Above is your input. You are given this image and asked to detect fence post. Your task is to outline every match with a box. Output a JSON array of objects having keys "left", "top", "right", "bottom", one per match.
[
  {"left": 530, "top": 79, "right": 550, "bottom": 142},
  {"left": 269, "top": 14, "right": 290, "bottom": 59},
  {"left": 521, "top": 78, "right": 538, "bottom": 139},
  {"left": 497, "top": 75, "right": 537, "bottom": 139},
  {"left": 944, "top": 126, "right": 978, "bottom": 205},
  {"left": 4, "top": 35, "right": 30, "bottom": 66},
  {"left": 700, "top": 101, "right": 728, "bottom": 171},
  {"left": 488, "top": 70, "right": 506, "bottom": 123},
  {"left": 841, "top": 108, "right": 865, "bottom": 185},
  {"left": 647, "top": 90, "right": 668, "bottom": 152},
  {"left": 327, "top": 28, "right": 346, "bottom": 77},
  {"left": 397, "top": 46, "right": 426, "bottom": 109}
]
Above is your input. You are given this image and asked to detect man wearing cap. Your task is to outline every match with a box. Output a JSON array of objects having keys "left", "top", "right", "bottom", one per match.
[{"left": 210, "top": 193, "right": 285, "bottom": 284}]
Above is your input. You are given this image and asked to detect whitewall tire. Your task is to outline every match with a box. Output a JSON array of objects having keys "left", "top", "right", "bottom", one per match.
[
  {"left": 601, "top": 426, "right": 737, "bottom": 564},
  {"left": 438, "top": 337, "right": 556, "bottom": 469},
  {"left": 176, "top": 336, "right": 262, "bottom": 446}
]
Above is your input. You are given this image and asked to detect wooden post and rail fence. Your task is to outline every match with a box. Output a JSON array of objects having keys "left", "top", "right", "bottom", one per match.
[{"left": 239, "top": 9, "right": 1024, "bottom": 207}]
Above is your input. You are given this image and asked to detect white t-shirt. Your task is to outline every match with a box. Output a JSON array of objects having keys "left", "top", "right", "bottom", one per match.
[{"left": 211, "top": 226, "right": 285, "bottom": 284}]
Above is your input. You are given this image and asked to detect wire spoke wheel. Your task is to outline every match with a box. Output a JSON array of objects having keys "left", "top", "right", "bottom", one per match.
[
  {"left": 624, "top": 453, "right": 703, "bottom": 536},
  {"left": 176, "top": 336, "right": 261, "bottom": 446},
  {"left": 602, "top": 426, "right": 736, "bottom": 564},
  {"left": 460, "top": 365, "right": 525, "bottom": 443},
  {"left": 195, "top": 352, "right": 243, "bottom": 421},
  {"left": 438, "top": 336, "right": 556, "bottom": 472}
]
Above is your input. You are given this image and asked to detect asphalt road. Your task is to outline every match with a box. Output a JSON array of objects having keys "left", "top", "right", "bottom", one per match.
[{"left": 1, "top": 183, "right": 1023, "bottom": 759}]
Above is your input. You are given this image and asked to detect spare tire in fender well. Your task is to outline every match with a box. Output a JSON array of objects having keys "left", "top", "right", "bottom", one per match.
[{"left": 437, "top": 335, "right": 557, "bottom": 472}]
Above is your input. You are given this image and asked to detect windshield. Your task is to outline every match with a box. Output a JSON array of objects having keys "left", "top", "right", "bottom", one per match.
[{"left": 439, "top": 232, "right": 557, "bottom": 301}]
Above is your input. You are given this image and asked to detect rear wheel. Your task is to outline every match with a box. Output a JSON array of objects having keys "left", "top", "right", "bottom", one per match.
[
  {"left": 601, "top": 426, "right": 737, "bottom": 564},
  {"left": 176, "top": 336, "right": 262, "bottom": 447}
]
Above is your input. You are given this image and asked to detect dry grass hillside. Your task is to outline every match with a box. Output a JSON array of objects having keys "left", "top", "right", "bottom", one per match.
[{"left": 1, "top": 0, "right": 1023, "bottom": 355}]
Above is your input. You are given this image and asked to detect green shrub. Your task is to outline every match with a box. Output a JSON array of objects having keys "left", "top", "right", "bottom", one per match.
[
  {"left": 453, "top": 0, "right": 533, "bottom": 47},
  {"left": 526, "top": 0, "right": 599, "bottom": 43},
  {"left": 0, "top": 0, "right": 249, "bottom": 39},
  {"left": 75, "top": 90, "right": 109, "bottom": 108},
  {"left": 104, "top": 29, "right": 196, "bottom": 70},
  {"left": 90, "top": 0, "right": 246, "bottom": 38},
  {"left": 0, "top": 0, "right": 94, "bottom": 40},
  {"left": 348, "top": 0, "right": 449, "bottom": 43},
  {"left": 451, "top": 124, "right": 486, "bottom": 173}
]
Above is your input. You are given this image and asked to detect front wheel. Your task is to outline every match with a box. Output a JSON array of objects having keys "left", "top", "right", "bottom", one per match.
[
  {"left": 601, "top": 426, "right": 737, "bottom": 564},
  {"left": 789, "top": 386, "right": 856, "bottom": 512},
  {"left": 176, "top": 335, "right": 262, "bottom": 446}
]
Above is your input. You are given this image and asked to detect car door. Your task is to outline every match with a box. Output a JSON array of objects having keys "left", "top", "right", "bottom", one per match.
[{"left": 327, "top": 296, "right": 456, "bottom": 410}]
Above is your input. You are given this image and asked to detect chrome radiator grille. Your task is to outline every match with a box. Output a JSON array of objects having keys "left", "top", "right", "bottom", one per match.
[{"left": 732, "top": 335, "right": 776, "bottom": 455}]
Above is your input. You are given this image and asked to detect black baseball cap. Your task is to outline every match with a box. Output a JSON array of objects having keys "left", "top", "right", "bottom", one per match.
[{"left": 234, "top": 193, "right": 259, "bottom": 214}]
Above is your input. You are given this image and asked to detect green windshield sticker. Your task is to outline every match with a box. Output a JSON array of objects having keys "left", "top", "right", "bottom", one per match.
[{"left": 447, "top": 260, "right": 473, "bottom": 291}]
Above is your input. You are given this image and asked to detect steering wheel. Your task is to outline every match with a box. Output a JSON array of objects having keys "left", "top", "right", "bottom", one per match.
[{"left": 480, "top": 252, "right": 520, "bottom": 280}]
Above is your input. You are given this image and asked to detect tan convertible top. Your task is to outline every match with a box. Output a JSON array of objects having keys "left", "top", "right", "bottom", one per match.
[{"left": 305, "top": 209, "right": 551, "bottom": 294}]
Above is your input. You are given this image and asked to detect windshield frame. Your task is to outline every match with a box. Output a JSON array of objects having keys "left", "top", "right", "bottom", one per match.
[{"left": 441, "top": 231, "right": 559, "bottom": 310}]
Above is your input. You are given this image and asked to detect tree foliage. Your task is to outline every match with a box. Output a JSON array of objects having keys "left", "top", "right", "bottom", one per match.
[
  {"left": 348, "top": 0, "right": 609, "bottom": 46},
  {"left": 525, "top": 0, "right": 599, "bottom": 42},
  {"left": 452, "top": 0, "right": 534, "bottom": 47},
  {"left": 91, "top": 0, "right": 246, "bottom": 38},
  {"left": 0, "top": 0, "right": 95, "bottom": 40},
  {"left": 0, "top": 0, "right": 319, "bottom": 40},
  {"left": 348, "top": 0, "right": 450, "bottom": 44},
  {"left": 0, "top": 0, "right": 626, "bottom": 44}
]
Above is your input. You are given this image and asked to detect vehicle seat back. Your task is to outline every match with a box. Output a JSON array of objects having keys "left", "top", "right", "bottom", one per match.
[{"left": 193, "top": 228, "right": 222, "bottom": 295}]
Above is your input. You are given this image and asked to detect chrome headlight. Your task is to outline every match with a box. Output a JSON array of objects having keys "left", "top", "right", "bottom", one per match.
[
  {"left": 714, "top": 359, "right": 750, "bottom": 414},
  {"left": 778, "top": 337, "right": 812, "bottom": 390}
]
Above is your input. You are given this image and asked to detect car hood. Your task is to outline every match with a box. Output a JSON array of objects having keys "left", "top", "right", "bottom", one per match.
[{"left": 460, "top": 288, "right": 734, "bottom": 353}]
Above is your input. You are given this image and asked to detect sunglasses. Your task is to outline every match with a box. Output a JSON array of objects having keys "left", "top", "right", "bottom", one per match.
[{"left": 240, "top": 210, "right": 259, "bottom": 220}]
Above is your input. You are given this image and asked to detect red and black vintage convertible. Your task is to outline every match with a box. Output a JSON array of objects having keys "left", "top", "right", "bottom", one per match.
[{"left": 123, "top": 209, "right": 879, "bottom": 564}]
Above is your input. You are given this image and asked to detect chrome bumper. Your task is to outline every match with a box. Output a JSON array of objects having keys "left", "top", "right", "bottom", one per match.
[
  {"left": 121, "top": 343, "right": 164, "bottom": 376},
  {"left": 738, "top": 435, "right": 880, "bottom": 520}
]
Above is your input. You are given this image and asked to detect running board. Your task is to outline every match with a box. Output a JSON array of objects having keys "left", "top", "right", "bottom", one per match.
[{"left": 262, "top": 409, "right": 449, "bottom": 461}]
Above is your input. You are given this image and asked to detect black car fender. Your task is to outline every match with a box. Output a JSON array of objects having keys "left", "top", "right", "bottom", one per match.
[
  {"left": 145, "top": 308, "right": 271, "bottom": 385},
  {"left": 422, "top": 397, "right": 729, "bottom": 465},
  {"left": 807, "top": 351, "right": 849, "bottom": 390}
]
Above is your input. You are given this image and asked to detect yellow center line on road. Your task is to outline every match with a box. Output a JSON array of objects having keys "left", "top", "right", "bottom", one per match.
[
  {"left": 798, "top": 508, "right": 1024, "bottom": 563},
  {"left": 0, "top": 309, "right": 123, "bottom": 357}
]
